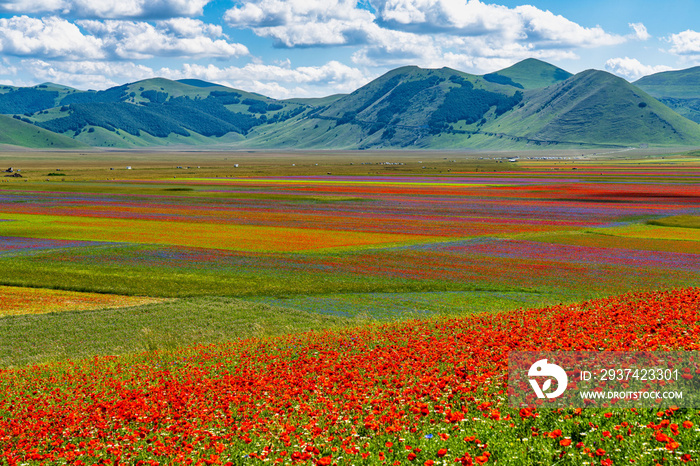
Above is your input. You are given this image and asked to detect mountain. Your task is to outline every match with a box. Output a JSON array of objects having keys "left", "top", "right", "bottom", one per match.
[
  {"left": 1, "top": 59, "right": 699, "bottom": 150},
  {"left": 244, "top": 66, "right": 525, "bottom": 149},
  {"left": 481, "top": 69, "right": 700, "bottom": 146},
  {"left": 0, "top": 114, "right": 87, "bottom": 149},
  {"left": 483, "top": 58, "right": 573, "bottom": 90},
  {"left": 175, "top": 79, "right": 223, "bottom": 88},
  {"left": 244, "top": 67, "right": 700, "bottom": 149},
  {"left": 634, "top": 67, "right": 700, "bottom": 123},
  {"left": 13, "top": 78, "right": 308, "bottom": 148}
]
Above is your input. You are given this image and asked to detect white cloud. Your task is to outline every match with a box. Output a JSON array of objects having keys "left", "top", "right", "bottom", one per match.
[
  {"left": 225, "top": 0, "right": 625, "bottom": 70},
  {"left": 76, "top": 19, "right": 249, "bottom": 59},
  {"left": 21, "top": 59, "right": 154, "bottom": 88},
  {"left": 0, "top": 0, "right": 66, "bottom": 14},
  {"left": 351, "top": 27, "right": 439, "bottom": 66},
  {"left": 604, "top": 57, "right": 673, "bottom": 81},
  {"left": 225, "top": 0, "right": 375, "bottom": 47},
  {"left": 157, "top": 60, "right": 371, "bottom": 98},
  {"left": 628, "top": 22, "right": 650, "bottom": 41},
  {"left": 0, "top": 16, "right": 104, "bottom": 59},
  {"left": 667, "top": 30, "right": 700, "bottom": 56},
  {"left": 227, "top": 0, "right": 625, "bottom": 49},
  {"left": 509, "top": 4, "right": 625, "bottom": 48},
  {"left": 0, "top": 0, "right": 212, "bottom": 19},
  {"left": 0, "top": 16, "right": 247, "bottom": 61},
  {"left": 0, "top": 58, "right": 18, "bottom": 75}
]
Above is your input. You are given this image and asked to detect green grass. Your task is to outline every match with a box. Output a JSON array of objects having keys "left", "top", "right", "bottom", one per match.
[
  {"left": 634, "top": 66, "right": 700, "bottom": 99},
  {"left": 0, "top": 297, "right": 354, "bottom": 367},
  {"left": 487, "top": 70, "right": 700, "bottom": 147},
  {"left": 634, "top": 67, "right": 700, "bottom": 124},
  {"left": 487, "top": 58, "right": 572, "bottom": 89},
  {"left": 0, "top": 286, "right": 593, "bottom": 368},
  {"left": 0, "top": 114, "right": 87, "bottom": 149},
  {"left": 0, "top": 254, "right": 520, "bottom": 298},
  {"left": 647, "top": 215, "right": 700, "bottom": 229},
  {"left": 246, "top": 289, "right": 587, "bottom": 320}
]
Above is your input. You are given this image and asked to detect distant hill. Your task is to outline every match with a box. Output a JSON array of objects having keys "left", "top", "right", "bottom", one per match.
[
  {"left": 176, "top": 79, "right": 223, "bottom": 88},
  {"left": 634, "top": 67, "right": 700, "bottom": 123},
  {"left": 483, "top": 58, "right": 573, "bottom": 90},
  {"left": 15, "top": 78, "right": 308, "bottom": 148},
  {"left": 244, "top": 65, "right": 526, "bottom": 149},
  {"left": 245, "top": 66, "right": 700, "bottom": 149},
  {"left": 486, "top": 69, "right": 700, "bottom": 146},
  {"left": 0, "top": 59, "right": 699, "bottom": 150},
  {"left": 0, "top": 114, "right": 87, "bottom": 149}
]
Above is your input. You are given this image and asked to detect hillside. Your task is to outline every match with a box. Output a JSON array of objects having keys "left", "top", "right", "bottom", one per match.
[
  {"left": 245, "top": 67, "right": 700, "bottom": 149},
  {"left": 488, "top": 69, "right": 700, "bottom": 146},
  {"left": 634, "top": 67, "right": 700, "bottom": 123},
  {"left": 244, "top": 66, "right": 525, "bottom": 149},
  {"left": 1, "top": 59, "right": 700, "bottom": 150},
  {"left": 18, "top": 78, "right": 308, "bottom": 148},
  {"left": 483, "top": 58, "right": 573, "bottom": 89},
  {"left": 0, "top": 114, "right": 87, "bottom": 149}
]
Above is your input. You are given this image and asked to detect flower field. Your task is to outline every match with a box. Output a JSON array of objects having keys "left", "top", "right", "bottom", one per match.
[
  {"left": 0, "top": 286, "right": 163, "bottom": 317},
  {"left": 0, "top": 157, "right": 699, "bottom": 464},
  {"left": 0, "top": 165, "right": 698, "bottom": 304},
  {"left": 1, "top": 288, "right": 700, "bottom": 465}
]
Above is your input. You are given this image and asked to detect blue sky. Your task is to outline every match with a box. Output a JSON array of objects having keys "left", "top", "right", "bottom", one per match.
[{"left": 0, "top": 0, "right": 698, "bottom": 97}]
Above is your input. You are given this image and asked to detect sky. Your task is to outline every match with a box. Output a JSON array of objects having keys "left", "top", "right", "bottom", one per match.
[{"left": 0, "top": 0, "right": 699, "bottom": 98}]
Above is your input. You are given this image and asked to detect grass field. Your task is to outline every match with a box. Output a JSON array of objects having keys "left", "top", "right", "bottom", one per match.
[{"left": 0, "top": 149, "right": 699, "bottom": 464}]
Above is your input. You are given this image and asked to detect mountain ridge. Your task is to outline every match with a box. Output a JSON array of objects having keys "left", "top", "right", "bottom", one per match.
[
  {"left": 0, "top": 59, "right": 699, "bottom": 150},
  {"left": 635, "top": 67, "right": 700, "bottom": 124}
]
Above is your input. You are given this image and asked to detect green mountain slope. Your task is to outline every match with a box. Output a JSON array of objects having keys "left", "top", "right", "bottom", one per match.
[
  {"left": 244, "top": 66, "right": 525, "bottom": 149},
  {"left": 2, "top": 60, "right": 700, "bottom": 150},
  {"left": 634, "top": 67, "right": 700, "bottom": 123},
  {"left": 487, "top": 69, "right": 700, "bottom": 146},
  {"left": 19, "top": 78, "right": 308, "bottom": 148},
  {"left": 245, "top": 66, "right": 700, "bottom": 149},
  {"left": 176, "top": 79, "right": 222, "bottom": 88},
  {"left": 484, "top": 58, "right": 573, "bottom": 89},
  {"left": 0, "top": 114, "right": 87, "bottom": 148}
]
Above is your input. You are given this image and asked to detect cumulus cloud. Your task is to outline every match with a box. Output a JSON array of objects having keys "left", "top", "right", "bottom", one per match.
[
  {"left": 13, "top": 57, "right": 371, "bottom": 98},
  {"left": 225, "top": 0, "right": 375, "bottom": 47},
  {"left": 0, "top": 62, "right": 17, "bottom": 75},
  {"left": 372, "top": 0, "right": 624, "bottom": 48},
  {"left": 224, "top": 0, "right": 626, "bottom": 70},
  {"left": 157, "top": 60, "right": 371, "bottom": 98},
  {"left": 225, "top": 0, "right": 625, "bottom": 49},
  {"left": 667, "top": 30, "right": 700, "bottom": 56},
  {"left": 604, "top": 57, "right": 673, "bottom": 80},
  {"left": 0, "top": 16, "right": 104, "bottom": 59},
  {"left": 0, "top": 0, "right": 212, "bottom": 19},
  {"left": 0, "top": 16, "right": 247, "bottom": 61},
  {"left": 351, "top": 27, "right": 439, "bottom": 66},
  {"left": 628, "top": 22, "right": 650, "bottom": 40},
  {"left": 21, "top": 58, "right": 154, "bottom": 88},
  {"left": 78, "top": 18, "right": 248, "bottom": 59},
  {"left": 514, "top": 4, "right": 624, "bottom": 47}
]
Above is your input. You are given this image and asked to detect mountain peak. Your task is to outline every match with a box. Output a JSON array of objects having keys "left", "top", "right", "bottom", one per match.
[
  {"left": 489, "top": 58, "right": 573, "bottom": 89},
  {"left": 176, "top": 79, "right": 223, "bottom": 88}
]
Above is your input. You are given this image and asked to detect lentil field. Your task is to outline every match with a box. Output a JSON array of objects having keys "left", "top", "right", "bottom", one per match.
[{"left": 0, "top": 151, "right": 699, "bottom": 465}]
